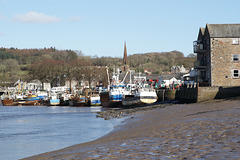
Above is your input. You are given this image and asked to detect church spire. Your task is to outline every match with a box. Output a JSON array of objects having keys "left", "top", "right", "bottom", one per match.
[{"left": 123, "top": 41, "right": 127, "bottom": 64}]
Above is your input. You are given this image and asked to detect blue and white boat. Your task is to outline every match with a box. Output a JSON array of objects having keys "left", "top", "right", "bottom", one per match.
[
  {"left": 100, "top": 68, "right": 127, "bottom": 108},
  {"left": 49, "top": 95, "right": 60, "bottom": 106},
  {"left": 90, "top": 95, "right": 101, "bottom": 106}
]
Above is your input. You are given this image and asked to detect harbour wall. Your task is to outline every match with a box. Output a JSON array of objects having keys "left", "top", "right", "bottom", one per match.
[
  {"left": 176, "top": 84, "right": 240, "bottom": 103},
  {"left": 157, "top": 84, "right": 240, "bottom": 103}
]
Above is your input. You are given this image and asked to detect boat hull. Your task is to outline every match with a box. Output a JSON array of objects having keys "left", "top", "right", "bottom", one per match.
[
  {"left": 2, "top": 99, "right": 18, "bottom": 106},
  {"left": 69, "top": 98, "right": 85, "bottom": 107},
  {"left": 122, "top": 97, "right": 157, "bottom": 106},
  {"left": 100, "top": 92, "right": 122, "bottom": 108},
  {"left": 122, "top": 91, "right": 158, "bottom": 107},
  {"left": 122, "top": 96, "right": 142, "bottom": 106},
  {"left": 23, "top": 100, "right": 40, "bottom": 106},
  {"left": 50, "top": 99, "right": 60, "bottom": 106},
  {"left": 90, "top": 96, "right": 101, "bottom": 106},
  {"left": 101, "top": 101, "right": 122, "bottom": 108}
]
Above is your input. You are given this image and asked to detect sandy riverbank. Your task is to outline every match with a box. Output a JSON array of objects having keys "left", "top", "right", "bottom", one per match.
[{"left": 23, "top": 99, "right": 240, "bottom": 160}]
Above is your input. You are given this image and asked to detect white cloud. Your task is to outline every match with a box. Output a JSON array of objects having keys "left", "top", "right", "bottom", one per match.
[
  {"left": 69, "top": 16, "right": 83, "bottom": 22},
  {"left": 13, "top": 11, "right": 61, "bottom": 23}
]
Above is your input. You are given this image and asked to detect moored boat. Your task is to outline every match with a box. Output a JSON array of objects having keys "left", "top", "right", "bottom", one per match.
[
  {"left": 2, "top": 99, "right": 18, "bottom": 106},
  {"left": 100, "top": 68, "right": 128, "bottom": 108},
  {"left": 122, "top": 87, "right": 158, "bottom": 107},
  {"left": 69, "top": 96, "right": 86, "bottom": 106},
  {"left": 100, "top": 83, "right": 126, "bottom": 108},
  {"left": 122, "top": 72, "right": 158, "bottom": 107},
  {"left": 49, "top": 95, "right": 60, "bottom": 106},
  {"left": 90, "top": 95, "right": 101, "bottom": 106}
]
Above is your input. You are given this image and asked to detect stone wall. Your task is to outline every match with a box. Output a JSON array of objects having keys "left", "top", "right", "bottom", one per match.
[
  {"left": 211, "top": 38, "right": 240, "bottom": 86},
  {"left": 176, "top": 83, "right": 240, "bottom": 103},
  {"left": 197, "top": 87, "right": 219, "bottom": 102}
]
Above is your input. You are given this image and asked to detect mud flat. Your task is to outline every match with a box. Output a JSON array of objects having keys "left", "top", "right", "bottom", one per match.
[{"left": 22, "top": 99, "right": 240, "bottom": 160}]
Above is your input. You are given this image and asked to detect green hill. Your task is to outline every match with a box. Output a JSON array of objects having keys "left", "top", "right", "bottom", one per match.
[{"left": 0, "top": 47, "right": 196, "bottom": 86}]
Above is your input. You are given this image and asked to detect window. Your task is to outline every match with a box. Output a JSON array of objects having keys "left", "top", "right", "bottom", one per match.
[
  {"left": 233, "top": 54, "right": 239, "bottom": 62},
  {"left": 233, "top": 70, "right": 239, "bottom": 78},
  {"left": 232, "top": 38, "right": 239, "bottom": 45}
]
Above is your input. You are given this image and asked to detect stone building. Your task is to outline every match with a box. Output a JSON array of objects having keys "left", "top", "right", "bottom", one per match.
[{"left": 194, "top": 23, "right": 240, "bottom": 87}]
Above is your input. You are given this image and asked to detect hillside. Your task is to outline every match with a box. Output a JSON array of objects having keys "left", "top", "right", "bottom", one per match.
[
  {"left": 0, "top": 48, "right": 196, "bottom": 86},
  {"left": 127, "top": 51, "right": 195, "bottom": 74}
]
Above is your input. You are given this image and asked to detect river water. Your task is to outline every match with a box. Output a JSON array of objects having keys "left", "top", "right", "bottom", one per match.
[{"left": 0, "top": 105, "right": 124, "bottom": 160}]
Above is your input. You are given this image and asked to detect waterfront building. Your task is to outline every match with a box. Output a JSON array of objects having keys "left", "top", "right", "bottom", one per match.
[{"left": 194, "top": 23, "right": 240, "bottom": 87}]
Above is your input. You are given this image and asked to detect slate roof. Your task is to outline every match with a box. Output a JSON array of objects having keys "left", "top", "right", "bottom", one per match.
[
  {"left": 200, "top": 27, "right": 205, "bottom": 35},
  {"left": 207, "top": 23, "right": 240, "bottom": 38}
]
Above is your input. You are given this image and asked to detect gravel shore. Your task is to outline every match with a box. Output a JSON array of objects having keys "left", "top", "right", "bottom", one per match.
[{"left": 22, "top": 99, "right": 240, "bottom": 160}]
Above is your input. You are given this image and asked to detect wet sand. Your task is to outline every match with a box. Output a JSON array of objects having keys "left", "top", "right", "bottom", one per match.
[{"left": 23, "top": 99, "right": 240, "bottom": 160}]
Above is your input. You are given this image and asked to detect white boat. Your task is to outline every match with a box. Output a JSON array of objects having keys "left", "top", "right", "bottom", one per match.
[
  {"left": 122, "top": 85, "right": 158, "bottom": 106},
  {"left": 122, "top": 72, "right": 158, "bottom": 106}
]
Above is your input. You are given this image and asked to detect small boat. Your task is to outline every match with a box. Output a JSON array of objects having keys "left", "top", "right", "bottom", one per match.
[
  {"left": 49, "top": 95, "right": 60, "bottom": 106},
  {"left": 82, "top": 88, "right": 101, "bottom": 106},
  {"left": 69, "top": 96, "right": 86, "bottom": 106},
  {"left": 90, "top": 95, "right": 101, "bottom": 106}
]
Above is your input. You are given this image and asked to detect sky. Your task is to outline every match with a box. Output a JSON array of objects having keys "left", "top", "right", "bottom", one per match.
[{"left": 1, "top": 0, "right": 240, "bottom": 57}]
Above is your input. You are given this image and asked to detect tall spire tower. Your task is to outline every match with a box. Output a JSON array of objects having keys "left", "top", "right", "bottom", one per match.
[{"left": 123, "top": 41, "right": 127, "bottom": 65}]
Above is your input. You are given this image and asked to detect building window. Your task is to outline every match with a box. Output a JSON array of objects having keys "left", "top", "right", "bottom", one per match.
[
  {"left": 233, "top": 70, "right": 239, "bottom": 78},
  {"left": 232, "top": 38, "right": 239, "bottom": 45},
  {"left": 233, "top": 54, "right": 239, "bottom": 62}
]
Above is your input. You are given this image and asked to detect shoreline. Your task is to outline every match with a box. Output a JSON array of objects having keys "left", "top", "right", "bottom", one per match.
[{"left": 22, "top": 99, "right": 240, "bottom": 160}]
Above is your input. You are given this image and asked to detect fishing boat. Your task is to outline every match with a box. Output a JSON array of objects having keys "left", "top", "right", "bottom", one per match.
[
  {"left": 21, "top": 95, "right": 40, "bottom": 106},
  {"left": 1, "top": 99, "right": 18, "bottom": 106},
  {"left": 82, "top": 88, "right": 100, "bottom": 106},
  {"left": 122, "top": 86, "right": 158, "bottom": 106},
  {"left": 100, "top": 84, "right": 126, "bottom": 107},
  {"left": 49, "top": 95, "right": 60, "bottom": 106},
  {"left": 90, "top": 95, "right": 101, "bottom": 106},
  {"left": 100, "top": 68, "right": 128, "bottom": 108},
  {"left": 69, "top": 95, "right": 86, "bottom": 106},
  {"left": 122, "top": 72, "right": 158, "bottom": 107}
]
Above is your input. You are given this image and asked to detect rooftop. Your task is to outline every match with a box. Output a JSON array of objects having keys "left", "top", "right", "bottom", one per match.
[{"left": 207, "top": 23, "right": 240, "bottom": 38}]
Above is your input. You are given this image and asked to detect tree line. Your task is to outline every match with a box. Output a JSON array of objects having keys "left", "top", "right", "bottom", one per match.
[{"left": 0, "top": 47, "right": 196, "bottom": 87}]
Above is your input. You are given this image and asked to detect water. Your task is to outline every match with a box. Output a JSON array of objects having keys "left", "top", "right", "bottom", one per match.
[{"left": 0, "top": 105, "right": 124, "bottom": 160}]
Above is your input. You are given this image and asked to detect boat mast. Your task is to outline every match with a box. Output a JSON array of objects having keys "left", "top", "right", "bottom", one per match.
[
  {"left": 129, "top": 70, "right": 132, "bottom": 84},
  {"left": 122, "top": 70, "right": 129, "bottom": 84},
  {"left": 106, "top": 67, "right": 110, "bottom": 90},
  {"left": 116, "top": 68, "right": 120, "bottom": 84}
]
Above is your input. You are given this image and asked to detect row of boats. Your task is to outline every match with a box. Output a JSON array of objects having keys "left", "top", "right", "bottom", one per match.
[
  {"left": 100, "top": 69, "right": 158, "bottom": 108},
  {"left": 1, "top": 69, "right": 158, "bottom": 108},
  {"left": 1, "top": 89, "right": 102, "bottom": 107}
]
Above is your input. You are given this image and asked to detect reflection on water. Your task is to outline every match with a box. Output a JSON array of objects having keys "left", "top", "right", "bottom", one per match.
[{"left": 0, "top": 106, "right": 123, "bottom": 160}]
